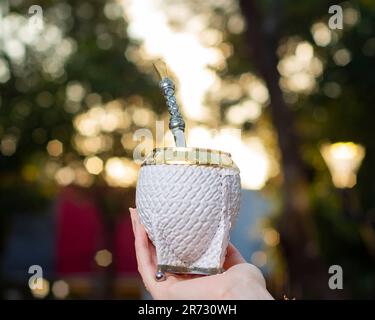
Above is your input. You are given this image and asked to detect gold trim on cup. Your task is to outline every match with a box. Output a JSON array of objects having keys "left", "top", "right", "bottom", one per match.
[{"left": 141, "top": 147, "right": 239, "bottom": 171}]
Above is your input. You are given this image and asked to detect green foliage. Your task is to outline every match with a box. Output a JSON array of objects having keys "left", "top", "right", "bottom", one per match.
[{"left": 0, "top": 0, "right": 374, "bottom": 298}]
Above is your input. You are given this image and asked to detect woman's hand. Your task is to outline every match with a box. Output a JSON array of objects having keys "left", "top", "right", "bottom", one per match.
[{"left": 130, "top": 208, "right": 273, "bottom": 300}]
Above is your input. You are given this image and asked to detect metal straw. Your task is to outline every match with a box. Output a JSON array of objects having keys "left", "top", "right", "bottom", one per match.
[{"left": 154, "top": 61, "right": 186, "bottom": 147}]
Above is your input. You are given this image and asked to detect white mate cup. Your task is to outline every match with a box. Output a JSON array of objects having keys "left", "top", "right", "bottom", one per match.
[{"left": 136, "top": 147, "right": 241, "bottom": 275}]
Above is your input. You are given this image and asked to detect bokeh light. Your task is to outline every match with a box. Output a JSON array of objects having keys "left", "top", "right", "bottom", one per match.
[
  {"left": 29, "top": 278, "right": 50, "bottom": 299},
  {"left": 321, "top": 142, "right": 365, "bottom": 188},
  {"left": 46, "top": 139, "right": 63, "bottom": 157},
  {"left": 84, "top": 156, "right": 104, "bottom": 175},
  {"left": 104, "top": 157, "right": 138, "bottom": 187},
  {"left": 52, "top": 280, "right": 70, "bottom": 299},
  {"left": 95, "top": 249, "right": 113, "bottom": 267}
]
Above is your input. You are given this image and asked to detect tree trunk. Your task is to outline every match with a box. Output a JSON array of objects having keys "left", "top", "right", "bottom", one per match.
[{"left": 239, "top": 0, "right": 344, "bottom": 298}]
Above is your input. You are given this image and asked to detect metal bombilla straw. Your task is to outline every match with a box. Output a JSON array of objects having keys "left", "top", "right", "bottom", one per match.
[
  {"left": 154, "top": 60, "right": 186, "bottom": 148},
  {"left": 153, "top": 61, "right": 186, "bottom": 281}
]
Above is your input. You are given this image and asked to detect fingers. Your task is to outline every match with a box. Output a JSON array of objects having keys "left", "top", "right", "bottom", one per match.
[
  {"left": 223, "top": 263, "right": 274, "bottom": 300},
  {"left": 129, "top": 208, "right": 158, "bottom": 293},
  {"left": 223, "top": 243, "right": 246, "bottom": 270}
]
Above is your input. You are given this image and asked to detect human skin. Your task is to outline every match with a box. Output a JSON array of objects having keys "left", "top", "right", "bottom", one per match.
[{"left": 129, "top": 208, "right": 274, "bottom": 300}]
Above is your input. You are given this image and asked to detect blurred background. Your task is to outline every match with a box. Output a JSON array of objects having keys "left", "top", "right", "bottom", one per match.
[{"left": 0, "top": 0, "right": 374, "bottom": 299}]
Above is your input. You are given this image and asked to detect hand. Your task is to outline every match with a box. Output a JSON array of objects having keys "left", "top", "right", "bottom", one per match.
[{"left": 129, "top": 208, "right": 274, "bottom": 300}]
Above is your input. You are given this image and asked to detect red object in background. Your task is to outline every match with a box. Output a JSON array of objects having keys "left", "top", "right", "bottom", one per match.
[
  {"left": 56, "top": 186, "right": 138, "bottom": 276},
  {"left": 114, "top": 213, "right": 137, "bottom": 275},
  {"left": 56, "top": 187, "right": 104, "bottom": 275}
]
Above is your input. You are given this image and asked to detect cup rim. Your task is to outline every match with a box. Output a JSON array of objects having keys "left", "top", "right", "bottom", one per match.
[{"left": 141, "top": 147, "right": 239, "bottom": 171}]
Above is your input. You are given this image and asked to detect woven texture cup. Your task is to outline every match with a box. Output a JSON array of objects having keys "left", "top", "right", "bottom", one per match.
[{"left": 136, "top": 147, "right": 241, "bottom": 275}]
